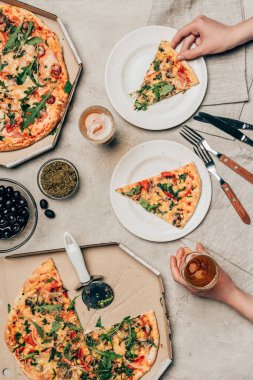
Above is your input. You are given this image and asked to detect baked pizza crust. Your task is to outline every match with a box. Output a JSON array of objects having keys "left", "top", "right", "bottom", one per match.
[{"left": 0, "top": 5, "right": 69, "bottom": 151}]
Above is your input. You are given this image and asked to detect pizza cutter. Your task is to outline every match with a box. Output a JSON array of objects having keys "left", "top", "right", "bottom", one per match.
[{"left": 63, "top": 232, "right": 114, "bottom": 309}]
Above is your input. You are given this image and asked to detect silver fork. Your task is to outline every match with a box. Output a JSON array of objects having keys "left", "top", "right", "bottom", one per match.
[
  {"left": 194, "top": 145, "right": 250, "bottom": 225},
  {"left": 180, "top": 125, "right": 253, "bottom": 184}
]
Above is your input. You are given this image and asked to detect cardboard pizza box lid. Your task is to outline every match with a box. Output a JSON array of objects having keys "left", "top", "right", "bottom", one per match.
[
  {"left": 0, "top": 242, "right": 172, "bottom": 380},
  {"left": 0, "top": 0, "right": 82, "bottom": 168}
]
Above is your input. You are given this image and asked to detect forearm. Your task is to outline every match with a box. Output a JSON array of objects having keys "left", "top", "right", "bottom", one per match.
[
  {"left": 225, "top": 287, "right": 253, "bottom": 323},
  {"left": 230, "top": 17, "right": 253, "bottom": 49}
]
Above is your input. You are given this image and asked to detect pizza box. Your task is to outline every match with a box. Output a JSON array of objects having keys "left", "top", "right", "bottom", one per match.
[
  {"left": 0, "top": 242, "right": 172, "bottom": 380},
  {"left": 0, "top": 0, "right": 82, "bottom": 169}
]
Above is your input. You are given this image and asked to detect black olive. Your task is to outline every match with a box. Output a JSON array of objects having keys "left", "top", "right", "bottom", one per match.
[
  {"left": 5, "top": 199, "right": 12, "bottom": 208},
  {"left": 11, "top": 223, "right": 21, "bottom": 233},
  {"left": 0, "top": 196, "right": 4, "bottom": 204},
  {"left": 0, "top": 218, "right": 7, "bottom": 227},
  {"left": 10, "top": 206, "right": 17, "bottom": 215},
  {"left": 16, "top": 215, "right": 25, "bottom": 225},
  {"left": 9, "top": 215, "right": 16, "bottom": 224},
  {"left": 21, "top": 208, "right": 29, "bottom": 218},
  {"left": 40, "top": 199, "right": 48, "bottom": 210},
  {"left": 3, "top": 229, "right": 11, "bottom": 239},
  {"left": 0, "top": 186, "right": 5, "bottom": 196},
  {"left": 5, "top": 186, "right": 14, "bottom": 196},
  {"left": 3, "top": 209, "right": 9, "bottom": 216},
  {"left": 19, "top": 197, "right": 27, "bottom": 207},
  {"left": 13, "top": 190, "right": 21, "bottom": 199},
  {"left": 45, "top": 209, "right": 55, "bottom": 219}
]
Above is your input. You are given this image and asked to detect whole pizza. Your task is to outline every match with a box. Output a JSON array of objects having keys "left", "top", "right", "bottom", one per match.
[
  {"left": 5, "top": 259, "right": 160, "bottom": 379},
  {"left": 0, "top": 5, "right": 70, "bottom": 151}
]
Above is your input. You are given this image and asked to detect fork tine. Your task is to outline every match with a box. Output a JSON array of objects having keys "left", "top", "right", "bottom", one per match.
[
  {"left": 183, "top": 125, "right": 203, "bottom": 142},
  {"left": 200, "top": 146, "right": 213, "bottom": 163},
  {"left": 193, "top": 146, "right": 207, "bottom": 164},
  {"left": 180, "top": 130, "right": 199, "bottom": 147}
]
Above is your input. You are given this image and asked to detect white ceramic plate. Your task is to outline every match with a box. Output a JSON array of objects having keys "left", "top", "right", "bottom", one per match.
[
  {"left": 105, "top": 26, "right": 207, "bottom": 130},
  {"left": 110, "top": 140, "right": 211, "bottom": 242}
]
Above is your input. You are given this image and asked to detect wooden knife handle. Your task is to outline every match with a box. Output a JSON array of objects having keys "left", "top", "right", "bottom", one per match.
[
  {"left": 221, "top": 183, "right": 251, "bottom": 224},
  {"left": 219, "top": 154, "right": 253, "bottom": 184}
]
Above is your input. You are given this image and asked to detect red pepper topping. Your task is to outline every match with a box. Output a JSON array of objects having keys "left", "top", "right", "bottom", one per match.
[
  {"left": 25, "top": 334, "right": 36, "bottom": 347},
  {"left": 5, "top": 124, "right": 15, "bottom": 133},
  {"left": 141, "top": 180, "right": 150, "bottom": 191},
  {"left": 164, "top": 191, "right": 177, "bottom": 200},
  {"left": 161, "top": 171, "right": 175, "bottom": 178}
]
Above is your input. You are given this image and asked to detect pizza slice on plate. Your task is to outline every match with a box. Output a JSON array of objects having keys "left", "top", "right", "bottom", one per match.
[
  {"left": 116, "top": 162, "right": 202, "bottom": 228},
  {"left": 132, "top": 40, "right": 199, "bottom": 110},
  {"left": 5, "top": 259, "right": 159, "bottom": 379}
]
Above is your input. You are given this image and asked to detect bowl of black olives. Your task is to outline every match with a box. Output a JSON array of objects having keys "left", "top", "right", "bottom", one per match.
[{"left": 0, "top": 179, "right": 38, "bottom": 253}]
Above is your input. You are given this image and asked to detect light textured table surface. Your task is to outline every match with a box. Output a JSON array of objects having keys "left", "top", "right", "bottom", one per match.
[{"left": 1, "top": 1, "right": 253, "bottom": 379}]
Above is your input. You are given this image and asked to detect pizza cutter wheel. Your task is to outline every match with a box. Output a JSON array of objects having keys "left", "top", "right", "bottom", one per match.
[{"left": 64, "top": 232, "right": 114, "bottom": 309}]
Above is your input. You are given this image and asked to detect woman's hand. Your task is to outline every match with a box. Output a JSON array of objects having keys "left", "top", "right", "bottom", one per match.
[
  {"left": 170, "top": 243, "right": 236, "bottom": 303},
  {"left": 170, "top": 15, "right": 239, "bottom": 60}
]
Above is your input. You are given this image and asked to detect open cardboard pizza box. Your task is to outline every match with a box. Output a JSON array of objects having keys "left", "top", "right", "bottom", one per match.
[
  {"left": 0, "top": 242, "right": 172, "bottom": 379},
  {"left": 0, "top": 0, "right": 82, "bottom": 168}
]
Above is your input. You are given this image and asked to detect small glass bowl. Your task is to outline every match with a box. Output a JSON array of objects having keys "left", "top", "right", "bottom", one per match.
[
  {"left": 37, "top": 158, "right": 79, "bottom": 200},
  {"left": 79, "top": 105, "right": 116, "bottom": 145},
  {"left": 0, "top": 178, "right": 38, "bottom": 254}
]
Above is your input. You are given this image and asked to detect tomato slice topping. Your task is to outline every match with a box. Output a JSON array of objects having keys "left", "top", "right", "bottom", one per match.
[{"left": 38, "top": 44, "right": 46, "bottom": 58}]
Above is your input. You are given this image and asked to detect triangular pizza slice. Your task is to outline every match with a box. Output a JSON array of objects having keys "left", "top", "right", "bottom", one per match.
[
  {"left": 116, "top": 162, "right": 202, "bottom": 228},
  {"left": 5, "top": 259, "right": 159, "bottom": 379},
  {"left": 132, "top": 40, "right": 199, "bottom": 110}
]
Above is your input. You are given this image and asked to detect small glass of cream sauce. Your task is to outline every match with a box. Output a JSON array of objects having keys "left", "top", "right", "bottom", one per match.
[{"left": 79, "top": 106, "right": 115, "bottom": 145}]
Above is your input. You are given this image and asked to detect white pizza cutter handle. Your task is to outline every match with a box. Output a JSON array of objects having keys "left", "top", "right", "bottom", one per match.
[{"left": 63, "top": 232, "right": 91, "bottom": 284}]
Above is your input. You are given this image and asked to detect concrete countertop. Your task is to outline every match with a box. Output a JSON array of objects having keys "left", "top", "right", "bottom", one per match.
[{"left": 1, "top": 1, "right": 253, "bottom": 379}]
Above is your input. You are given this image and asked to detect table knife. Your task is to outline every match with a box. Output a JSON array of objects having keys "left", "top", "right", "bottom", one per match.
[
  {"left": 194, "top": 113, "right": 253, "bottom": 130},
  {"left": 198, "top": 112, "right": 253, "bottom": 147}
]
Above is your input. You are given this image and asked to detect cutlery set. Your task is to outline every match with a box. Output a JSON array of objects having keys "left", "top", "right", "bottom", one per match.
[{"left": 181, "top": 112, "right": 253, "bottom": 224}]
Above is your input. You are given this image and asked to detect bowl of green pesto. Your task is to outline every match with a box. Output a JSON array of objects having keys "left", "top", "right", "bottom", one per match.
[{"left": 37, "top": 158, "right": 79, "bottom": 200}]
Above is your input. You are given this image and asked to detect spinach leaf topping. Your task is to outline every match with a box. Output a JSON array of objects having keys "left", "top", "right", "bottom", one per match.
[
  {"left": 35, "top": 303, "right": 62, "bottom": 313},
  {"left": 95, "top": 316, "right": 104, "bottom": 329},
  {"left": 21, "top": 83, "right": 58, "bottom": 131},
  {"left": 134, "top": 100, "right": 148, "bottom": 111},
  {"left": 152, "top": 81, "right": 174, "bottom": 99},
  {"left": 3, "top": 24, "right": 22, "bottom": 55},
  {"left": 153, "top": 59, "right": 161, "bottom": 71},
  {"left": 123, "top": 185, "right": 141, "bottom": 196},
  {"left": 32, "top": 321, "right": 44, "bottom": 338},
  {"left": 0, "top": 58, "right": 8, "bottom": 72},
  {"left": 26, "top": 36, "right": 42, "bottom": 45},
  {"left": 49, "top": 320, "right": 62, "bottom": 335},
  {"left": 179, "top": 173, "right": 188, "bottom": 182},
  {"left": 14, "top": 331, "right": 22, "bottom": 343},
  {"left": 140, "top": 198, "right": 160, "bottom": 213},
  {"left": 64, "top": 81, "right": 72, "bottom": 94},
  {"left": 16, "top": 58, "right": 41, "bottom": 86}
]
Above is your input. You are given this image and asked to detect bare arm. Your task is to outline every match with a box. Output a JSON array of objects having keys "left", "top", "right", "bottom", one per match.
[
  {"left": 170, "top": 15, "right": 253, "bottom": 60},
  {"left": 170, "top": 243, "right": 253, "bottom": 323}
]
